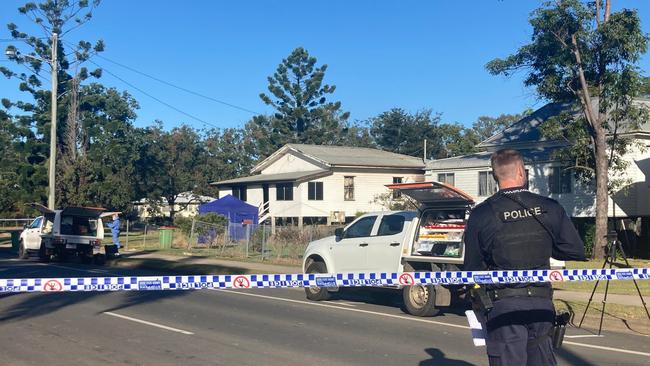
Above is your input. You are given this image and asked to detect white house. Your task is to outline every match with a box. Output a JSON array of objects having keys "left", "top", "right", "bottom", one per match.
[
  {"left": 212, "top": 144, "right": 426, "bottom": 227},
  {"left": 426, "top": 101, "right": 650, "bottom": 222},
  {"left": 134, "top": 192, "right": 216, "bottom": 219}
]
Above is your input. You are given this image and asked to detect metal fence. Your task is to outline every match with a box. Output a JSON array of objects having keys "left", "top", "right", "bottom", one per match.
[
  {"left": 2, "top": 216, "right": 339, "bottom": 263},
  {"left": 0, "top": 218, "right": 34, "bottom": 229},
  {"left": 185, "top": 220, "right": 340, "bottom": 262}
]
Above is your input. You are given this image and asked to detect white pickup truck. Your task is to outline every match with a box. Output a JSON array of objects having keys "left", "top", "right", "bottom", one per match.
[
  {"left": 19, "top": 204, "right": 117, "bottom": 264},
  {"left": 303, "top": 182, "right": 564, "bottom": 317}
]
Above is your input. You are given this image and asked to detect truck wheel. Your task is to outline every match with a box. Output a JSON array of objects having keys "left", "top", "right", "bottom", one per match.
[
  {"left": 93, "top": 254, "right": 106, "bottom": 266},
  {"left": 304, "top": 261, "right": 331, "bottom": 301},
  {"left": 81, "top": 254, "right": 93, "bottom": 264},
  {"left": 18, "top": 241, "right": 28, "bottom": 260},
  {"left": 403, "top": 284, "right": 439, "bottom": 317}
]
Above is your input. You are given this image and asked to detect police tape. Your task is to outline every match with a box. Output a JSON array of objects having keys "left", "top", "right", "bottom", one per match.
[{"left": 0, "top": 267, "right": 649, "bottom": 293}]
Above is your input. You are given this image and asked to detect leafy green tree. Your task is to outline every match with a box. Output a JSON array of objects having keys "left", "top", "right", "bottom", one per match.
[
  {"left": 254, "top": 47, "right": 351, "bottom": 154},
  {"left": 138, "top": 125, "right": 207, "bottom": 220},
  {"left": 486, "top": 0, "right": 649, "bottom": 258},
  {"left": 369, "top": 108, "right": 445, "bottom": 159},
  {"left": 472, "top": 112, "right": 528, "bottom": 142},
  {"left": 201, "top": 128, "right": 254, "bottom": 190},
  {"left": 57, "top": 83, "right": 140, "bottom": 210},
  {"left": 437, "top": 122, "right": 481, "bottom": 157},
  {"left": 1, "top": 0, "right": 104, "bottom": 209}
]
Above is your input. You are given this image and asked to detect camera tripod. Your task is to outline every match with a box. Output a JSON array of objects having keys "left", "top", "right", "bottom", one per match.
[{"left": 578, "top": 231, "right": 650, "bottom": 335}]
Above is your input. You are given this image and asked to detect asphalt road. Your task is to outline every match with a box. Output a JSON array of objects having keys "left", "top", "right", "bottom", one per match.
[{"left": 1, "top": 254, "right": 649, "bottom": 366}]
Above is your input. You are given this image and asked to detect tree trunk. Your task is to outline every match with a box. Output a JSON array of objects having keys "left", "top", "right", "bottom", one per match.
[
  {"left": 168, "top": 197, "right": 176, "bottom": 221},
  {"left": 592, "top": 125, "right": 609, "bottom": 259}
]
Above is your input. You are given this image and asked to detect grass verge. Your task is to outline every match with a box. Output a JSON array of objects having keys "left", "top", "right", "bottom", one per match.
[
  {"left": 552, "top": 259, "right": 650, "bottom": 295},
  {"left": 554, "top": 299, "right": 650, "bottom": 335}
]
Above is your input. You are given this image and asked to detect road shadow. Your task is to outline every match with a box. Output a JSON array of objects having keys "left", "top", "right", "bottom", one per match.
[
  {"left": 556, "top": 346, "right": 596, "bottom": 366},
  {"left": 332, "top": 287, "right": 469, "bottom": 317},
  {"left": 419, "top": 348, "right": 477, "bottom": 365},
  {"left": 106, "top": 250, "right": 250, "bottom": 275}
]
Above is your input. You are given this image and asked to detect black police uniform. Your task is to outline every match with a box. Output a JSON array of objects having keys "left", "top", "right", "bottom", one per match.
[{"left": 464, "top": 186, "right": 586, "bottom": 366}]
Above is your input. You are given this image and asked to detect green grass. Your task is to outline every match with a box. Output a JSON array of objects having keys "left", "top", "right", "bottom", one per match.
[{"left": 552, "top": 259, "right": 650, "bottom": 295}]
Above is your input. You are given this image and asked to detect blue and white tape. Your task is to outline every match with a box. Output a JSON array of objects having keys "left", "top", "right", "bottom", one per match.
[{"left": 0, "top": 268, "right": 648, "bottom": 293}]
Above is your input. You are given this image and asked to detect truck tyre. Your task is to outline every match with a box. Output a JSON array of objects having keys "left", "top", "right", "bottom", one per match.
[
  {"left": 81, "top": 253, "right": 93, "bottom": 264},
  {"left": 18, "top": 241, "right": 28, "bottom": 260},
  {"left": 93, "top": 254, "right": 106, "bottom": 266},
  {"left": 402, "top": 263, "right": 439, "bottom": 317},
  {"left": 403, "top": 284, "right": 439, "bottom": 317},
  {"left": 304, "top": 261, "right": 331, "bottom": 301}
]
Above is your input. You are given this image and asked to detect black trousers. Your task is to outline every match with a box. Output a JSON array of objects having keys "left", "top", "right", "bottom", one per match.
[{"left": 484, "top": 297, "right": 556, "bottom": 366}]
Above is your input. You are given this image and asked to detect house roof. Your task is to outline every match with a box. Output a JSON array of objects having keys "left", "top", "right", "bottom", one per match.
[
  {"left": 251, "top": 143, "right": 426, "bottom": 173},
  {"left": 478, "top": 103, "right": 569, "bottom": 148},
  {"left": 479, "top": 99, "right": 650, "bottom": 148},
  {"left": 426, "top": 147, "right": 557, "bottom": 170},
  {"left": 134, "top": 192, "right": 215, "bottom": 205},
  {"left": 211, "top": 170, "right": 331, "bottom": 187}
]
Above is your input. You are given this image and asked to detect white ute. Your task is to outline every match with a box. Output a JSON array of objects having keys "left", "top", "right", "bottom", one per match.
[
  {"left": 19, "top": 204, "right": 117, "bottom": 264},
  {"left": 303, "top": 182, "right": 565, "bottom": 317}
]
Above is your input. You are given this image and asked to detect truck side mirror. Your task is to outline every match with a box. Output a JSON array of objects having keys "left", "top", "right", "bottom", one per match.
[{"left": 335, "top": 228, "right": 344, "bottom": 241}]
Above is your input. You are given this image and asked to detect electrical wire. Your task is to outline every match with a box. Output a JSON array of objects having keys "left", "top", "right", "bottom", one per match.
[
  {"left": 95, "top": 54, "right": 260, "bottom": 115},
  {"left": 61, "top": 40, "right": 259, "bottom": 115},
  {"left": 87, "top": 58, "right": 224, "bottom": 130}
]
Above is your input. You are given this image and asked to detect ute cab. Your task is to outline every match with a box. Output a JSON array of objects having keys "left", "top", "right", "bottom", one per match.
[{"left": 20, "top": 204, "right": 118, "bottom": 264}]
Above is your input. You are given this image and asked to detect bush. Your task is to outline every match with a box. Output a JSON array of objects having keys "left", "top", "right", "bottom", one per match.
[{"left": 173, "top": 216, "right": 193, "bottom": 237}]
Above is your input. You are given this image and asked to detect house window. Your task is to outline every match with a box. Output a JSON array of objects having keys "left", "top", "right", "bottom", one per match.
[
  {"left": 478, "top": 171, "right": 498, "bottom": 196},
  {"left": 437, "top": 173, "right": 455, "bottom": 186},
  {"left": 308, "top": 182, "right": 324, "bottom": 200},
  {"left": 276, "top": 183, "right": 294, "bottom": 201},
  {"left": 344, "top": 176, "right": 355, "bottom": 201},
  {"left": 549, "top": 167, "right": 571, "bottom": 194},
  {"left": 392, "top": 177, "right": 403, "bottom": 199},
  {"left": 233, "top": 186, "right": 247, "bottom": 201}
]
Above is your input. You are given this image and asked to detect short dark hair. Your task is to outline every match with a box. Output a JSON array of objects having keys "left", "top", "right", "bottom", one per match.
[{"left": 490, "top": 149, "right": 524, "bottom": 182}]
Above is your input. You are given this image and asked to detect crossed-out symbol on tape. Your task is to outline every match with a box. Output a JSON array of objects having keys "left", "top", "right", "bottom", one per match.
[
  {"left": 399, "top": 273, "right": 415, "bottom": 286},
  {"left": 43, "top": 280, "right": 63, "bottom": 292},
  {"left": 232, "top": 276, "right": 251, "bottom": 289}
]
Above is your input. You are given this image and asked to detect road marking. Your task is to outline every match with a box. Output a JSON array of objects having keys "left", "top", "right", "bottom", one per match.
[
  {"left": 213, "top": 289, "right": 471, "bottom": 330},
  {"left": 332, "top": 301, "right": 358, "bottom": 307},
  {"left": 563, "top": 341, "right": 650, "bottom": 357},
  {"left": 38, "top": 263, "right": 110, "bottom": 275},
  {"left": 102, "top": 311, "right": 194, "bottom": 335},
  {"left": 214, "top": 290, "right": 650, "bottom": 357},
  {"left": 564, "top": 335, "right": 604, "bottom": 339}
]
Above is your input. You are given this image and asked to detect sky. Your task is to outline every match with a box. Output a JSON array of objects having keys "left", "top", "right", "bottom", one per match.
[{"left": 1, "top": 0, "right": 650, "bottom": 131}]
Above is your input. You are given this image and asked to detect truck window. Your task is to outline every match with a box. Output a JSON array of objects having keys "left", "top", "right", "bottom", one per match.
[
  {"left": 343, "top": 216, "right": 376, "bottom": 238},
  {"left": 61, "top": 216, "right": 95, "bottom": 236},
  {"left": 377, "top": 215, "right": 405, "bottom": 236},
  {"left": 30, "top": 217, "right": 43, "bottom": 229}
]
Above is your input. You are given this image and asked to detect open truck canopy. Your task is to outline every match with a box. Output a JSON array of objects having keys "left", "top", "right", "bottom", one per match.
[
  {"left": 386, "top": 182, "right": 474, "bottom": 206},
  {"left": 27, "top": 203, "right": 108, "bottom": 218}
]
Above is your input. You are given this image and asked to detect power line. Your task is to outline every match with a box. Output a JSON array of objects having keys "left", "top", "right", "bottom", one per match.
[
  {"left": 60, "top": 40, "right": 259, "bottom": 115},
  {"left": 87, "top": 59, "right": 224, "bottom": 130},
  {"left": 95, "top": 54, "right": 260, "bottom": 115}
]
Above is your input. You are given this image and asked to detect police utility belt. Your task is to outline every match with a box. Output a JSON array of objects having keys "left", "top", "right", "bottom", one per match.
[{"left": 487, "top": 286, "right": 553, "bottom": 301}]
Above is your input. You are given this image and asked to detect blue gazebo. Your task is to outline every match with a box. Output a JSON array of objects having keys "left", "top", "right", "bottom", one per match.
[{"left": 198, "top": 195, "right": 259, "bottom": 225}]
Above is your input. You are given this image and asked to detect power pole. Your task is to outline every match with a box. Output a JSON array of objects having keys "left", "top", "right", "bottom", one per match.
[
  {"left": 48, "top": 32, "right": 58, "bottom": 209},
  {"left": 423, "top": 139, "right": 427, "bottom": 161}
]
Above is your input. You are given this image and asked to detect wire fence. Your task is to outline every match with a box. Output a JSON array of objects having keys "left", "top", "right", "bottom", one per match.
[
  {"left": 0, "top": 218, "right": 34, "bottom": 229},
  {"left": 2, "top": 217, "right": 340, "bottom": 263},
  {"left": 183, "top": 220, "right": 340, "bottom": 263}
]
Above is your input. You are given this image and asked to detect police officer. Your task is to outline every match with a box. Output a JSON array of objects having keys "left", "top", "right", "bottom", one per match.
[{"left": 464, "top": 149, "right": 586, "bottom": 366}]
